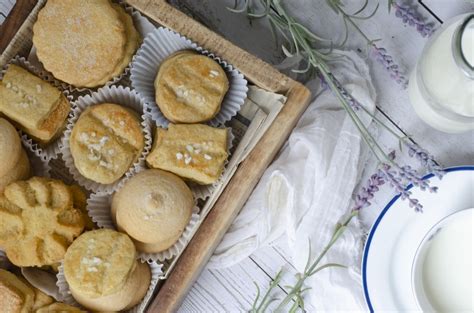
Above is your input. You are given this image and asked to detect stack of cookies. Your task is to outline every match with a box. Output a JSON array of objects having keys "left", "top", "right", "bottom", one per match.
[
  {"left": 63, "top": 229, "right": 151, "bottom": 311},
  {"left": 33, "top": 0, "right": 140, "bottom": 88}
]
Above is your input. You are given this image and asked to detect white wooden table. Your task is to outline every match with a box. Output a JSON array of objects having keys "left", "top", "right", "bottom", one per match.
[
  {"left": 1, "top": 1, "right": 472, "bottom": 312},
  {"left": 168, "top": 1, "right": 473, "bottom": 312}
]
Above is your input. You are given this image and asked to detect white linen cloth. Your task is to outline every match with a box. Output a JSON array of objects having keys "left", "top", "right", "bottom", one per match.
[{"left": 209, "top": 50, "right": 376, "bottom": 311}]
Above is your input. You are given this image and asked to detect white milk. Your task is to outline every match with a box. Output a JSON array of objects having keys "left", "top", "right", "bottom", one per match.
[
  {"left": 420, "top": 210, "right": 473, "bottom": 312},
  {"left": 409, "top": 14, "right": 474, "bottom": 133}
]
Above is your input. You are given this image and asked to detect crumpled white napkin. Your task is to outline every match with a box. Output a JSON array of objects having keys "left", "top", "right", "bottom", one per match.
[{"left": 209, "top": 50, "right": 376, "bottom": 311}]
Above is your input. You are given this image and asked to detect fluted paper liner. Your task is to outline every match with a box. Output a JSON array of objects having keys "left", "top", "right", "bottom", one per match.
[
  {"left": 131, "top": 27, "right": 248, "bottom": 127},
  {"left": 60, "top": 85, "right": 152, "bottom": 194},
  {"left": 27, "top": 2, "right": 155, "bottom": 93},
  {"left": 56, "top": 261, "right": 163, "bottom": 313},
  {"left": 22, "top": 267, "right": 63, "bottom": 301},
  {"left": 0, "top": 56, "right": 74, "bottom": 161},
  {"left": 87, "top": 191, "right": 200, "bottom": 262}
]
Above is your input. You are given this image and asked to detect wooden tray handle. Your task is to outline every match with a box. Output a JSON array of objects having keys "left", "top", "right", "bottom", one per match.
[
  {"left": 0, "top": 0, "right": 38, "bottom": 55},
  {"left": 126, "top": 0, "right": 292, "bottom": 93}
]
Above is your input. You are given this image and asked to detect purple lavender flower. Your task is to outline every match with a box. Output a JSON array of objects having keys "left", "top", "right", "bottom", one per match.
[
  {"left": 379, "top": 164, "right": 424, "bottom": 212},
  {"left": 405, "top": 142, "right": 445, "bottom": 179},
  {"left": 371, "top": 45, "right": 409, "bottom": 88},
  {"left": 392, "top": 2, "right": 435, "bottom": 38},
  {"left": 352, "top": 173, "right": 385, "bottom": 212}
]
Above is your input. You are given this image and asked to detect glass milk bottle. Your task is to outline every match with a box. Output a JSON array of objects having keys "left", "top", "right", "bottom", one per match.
[{"left": 409, "top": 14, "right": 474, "bottom": 133}]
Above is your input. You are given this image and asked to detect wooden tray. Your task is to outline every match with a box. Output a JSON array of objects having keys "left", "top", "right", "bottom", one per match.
[{"left": 0, "top": 1, "right": 311, "bottom": 312}]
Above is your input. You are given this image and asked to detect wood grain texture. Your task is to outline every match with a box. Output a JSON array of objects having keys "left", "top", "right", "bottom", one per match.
[
  {"left": 126, "top": 0, "right": 292, "bottom": 93},
  {"left": 0, "top": 0, "right": 36, "bottom": 54}
]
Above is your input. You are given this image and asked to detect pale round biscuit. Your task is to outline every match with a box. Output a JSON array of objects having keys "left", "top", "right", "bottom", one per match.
[
  {"left": 154, "top": 51, "right": 229, "bottom": 123},
  {"left": 33, "top": 0, "right": 127, "bottom": 88},
  {"left": 85, "top": 4, "right": 141, "bottom": 88},
  {"left": 69, "top": 261, "right": 150, "bottom": 311},
  {"left": 70, "top": 103, "right": 144, "bottom": 184},
  {"left": 111, "top": 169, "right": 194, "bottom": 252},
  {"left": 0, "top": 148, "right": 31, "bottom": 193},
  {"left": 63, "top": 229, "right": 137, "bottom": 299},
  {"left": 0, "top": 118, "right": 22, "bottom": 177}
]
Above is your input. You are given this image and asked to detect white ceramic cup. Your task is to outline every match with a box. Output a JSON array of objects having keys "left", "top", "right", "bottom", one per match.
[{"left": 411, "top": 208, "right": 474, "bottom": 311}]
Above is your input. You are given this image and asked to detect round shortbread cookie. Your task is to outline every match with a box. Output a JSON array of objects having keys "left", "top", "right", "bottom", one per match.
[
  {"left": 85, "top": 4, "right": 140, "bottom": 88},
  {"left": 0, "top": 118, "right": 22, "bottom": 177},
  {"left": 63, "top": 229, "right": 136, "bottom": 298},
  {"left": 70, "top": 103, "right": 145, "bottom": 185},
  {"left": 33, "top": 0, "right": 127, "bottom": 88},
  {"left": 154, "top": 51, "right": 229, "bottom": 123},
  {"left": 111, "top": 169, "right": 194, "bottom": 252},
  {"left": 0, "top": 148, "right": 30, "bottom": 193}
]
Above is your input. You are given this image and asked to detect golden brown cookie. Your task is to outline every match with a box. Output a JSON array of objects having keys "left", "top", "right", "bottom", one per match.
[
  {"left": 0, "top": 269, "right": 35, "bottom": 313},
  {"left": 0, "top": 118, "right": 22, "bottom": 177},
  {"left": 154, "top": 51, "right": 229, "bottom": 123},
  {"left": 0, "top": 148, "right": 30, "bottom": 196},
  {"left": 111, "top": 169, "right": 194, "bottom": 253},
  {"left": 64, "top": 229, "right": 150, "bottom": 311},
  {"left": 69, "top": 185, "right": 95, "bottom": 230},
  {"left": 0, "top": 65, "right": 69, "bottom": 144},
  {"left": 0, "top": 177, "right": 85, "bottom": 267},
  {"left": 69, "top": 103, "right": 144, "bottom": 184},
  {"left": 146, "top": 124, "right": 228, "bottom": 184},
  {"left": 90, "top": 4, "right": 141, "bottom": 87},
  {"left": 33, "top": 0, "right": 127, "bottom": 88},
  {"left": 35, "top": 302, "right": 85, "bottom": 312},
  {"left": 31, "top": 287, "right": 54, "bottom": 311}
]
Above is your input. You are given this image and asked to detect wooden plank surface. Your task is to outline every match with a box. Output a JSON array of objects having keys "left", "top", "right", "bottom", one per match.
[{"left": 0, "top": 0, "right": 36, "bottom": 54}]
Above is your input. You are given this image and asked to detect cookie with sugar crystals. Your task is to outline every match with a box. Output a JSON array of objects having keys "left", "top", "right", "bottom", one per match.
[
  {"left": 33, "top": 0, "right": 127, "bottom": 88},
  {"left": 146, "top": 124, "right": 228, "bottom": 185},
  {"left": 154, "top": 50, "right": 229, "bottom": 123},
  {"left": 69, "top": 103, "right": 144, "bottom": 184}
]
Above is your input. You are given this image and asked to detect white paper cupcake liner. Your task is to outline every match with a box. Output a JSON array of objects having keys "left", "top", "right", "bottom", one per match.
[
  {"left": 87, "top": 191, "right": 200, "bottom": 262},
  {"left": 131, "top": 27, "right": 248, "bottom": 127},
  {"left": 21, "top": 267, "right": 63, "bottom": 301},
  {"left": 24, "top": 145, "right": 51, "bottom": 178},
  {"left": 60, "top": 85, "right": 152, "bottom": 194},
  {"left": 57, "top": 260, "right": 163, "bottom": 313},
  {"left": 27, "top": 1, "right": 155, "bottom": 93},
  {"left": 1, "top": 56, "right": 74, "bottom": 161}
]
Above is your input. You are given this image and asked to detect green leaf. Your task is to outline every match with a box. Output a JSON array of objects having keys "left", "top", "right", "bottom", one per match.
[
  {"left": 250, "top": 281, "right": 261, "bottom": 312},
  {"left": 282, "top": 44, "right": 295, "bottom": 57}
]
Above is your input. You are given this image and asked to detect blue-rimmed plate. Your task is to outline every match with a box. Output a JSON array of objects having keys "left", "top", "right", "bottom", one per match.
[{"left": 362, "top": 166, "right": 474, "bottom": 311}]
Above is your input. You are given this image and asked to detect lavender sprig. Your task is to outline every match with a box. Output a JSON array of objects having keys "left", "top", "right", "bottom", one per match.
[
  {"left": 352, "top": 173, "right": 385, "bottom": 212},
  {"left": 392, "top": 2, "right": 435, "bottom": 37},
  {"left": 405, "top": 143, "right": 445, "bottom": 179},
  {"left": 371, "top": 45, "right": 408, "bottom": 88},
  {"left": 379, "top": 164, "right": 423, "bottom": 211}
]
